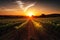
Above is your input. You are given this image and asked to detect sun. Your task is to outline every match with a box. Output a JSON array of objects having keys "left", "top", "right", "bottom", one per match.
[
  {"left": 28, "top": 12, "right": 33, "bottom": 17},
  {"left": 27, "top": 12, "right": 34, "bottom": 17}
]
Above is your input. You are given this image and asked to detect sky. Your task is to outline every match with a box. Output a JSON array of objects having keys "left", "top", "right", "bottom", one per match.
[{"left": 0, "top": 0, "right": 60, "bottom": 16}]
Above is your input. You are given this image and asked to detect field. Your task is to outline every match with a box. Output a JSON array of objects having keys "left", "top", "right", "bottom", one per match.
[
  {"left": 0, "top": 18, "right": 27, "bottom": 39},
  {"left": 0, "top": 18, "right": 27, "bottom": 28},
  {"left": 0, "top": 17, "right": 60, "bottom": 40},
  {"left": 34, "top": 17, "right": 60, "bottom": 40}
]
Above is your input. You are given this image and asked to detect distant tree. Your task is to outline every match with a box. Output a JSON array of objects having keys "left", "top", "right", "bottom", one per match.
[{"left": 41, "top": 14, "right": 45, "bottom": 16}]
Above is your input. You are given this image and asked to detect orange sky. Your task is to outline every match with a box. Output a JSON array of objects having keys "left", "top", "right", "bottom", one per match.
[
  {"left": 0, "top": 0, "right": 60, "bottom": 16},
  {"left": 0, "top": 6, "right": 60, "bottom": 16}
]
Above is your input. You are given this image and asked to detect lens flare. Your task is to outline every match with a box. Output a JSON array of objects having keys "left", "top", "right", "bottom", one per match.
[
  {"left": 28, "top": 12, "right": 33, "bottom": 17},
  {"left": 26, "top": 12, "right": 34, "bottom": 17}
]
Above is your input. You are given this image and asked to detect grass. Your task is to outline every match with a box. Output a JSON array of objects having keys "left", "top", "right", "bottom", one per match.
[
  {"left": 0, "top": 18, "right": 27, "bottom": 36},
  {"left": 34, "top": 17, "right": 60, "bottom": 39},
  {"left": 0, "top": 18, "right": 26, "bottom": 28},
  {"left": 0, "top": 17, "right": 60, "bottom": 40}
]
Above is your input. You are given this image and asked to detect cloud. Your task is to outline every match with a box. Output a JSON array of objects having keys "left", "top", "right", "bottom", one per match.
[
  {"left": 0, "top": 8, "right": 19, "bottom": 11},
  {"left": 16, "top": 1, "right": 36, "bottom": 12}
]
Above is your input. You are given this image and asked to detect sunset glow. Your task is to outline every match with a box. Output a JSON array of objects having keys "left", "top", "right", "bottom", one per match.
[
  {"left": 0, "top": 0, "right": 60, "bottom": 16},
  {"left": 26, "top": 12, "right": 34, "bottom": 17}
]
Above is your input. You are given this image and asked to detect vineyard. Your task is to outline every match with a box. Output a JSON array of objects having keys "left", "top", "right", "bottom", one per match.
[
  {"left": 34, "top": 17, "right": 60, "bottom": 39},
  {"left": 0, "top": 17, "right": 60, "bottom": 40}
]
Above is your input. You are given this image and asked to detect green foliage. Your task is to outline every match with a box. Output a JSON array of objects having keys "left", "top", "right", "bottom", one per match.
[
  {"left": 34, "top": 17, "right": 60, "bottom": 39},
  {"left": 0, "top": 18, "right": 26, "bottom": 28}
]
